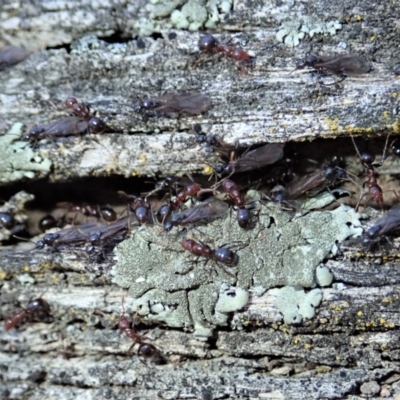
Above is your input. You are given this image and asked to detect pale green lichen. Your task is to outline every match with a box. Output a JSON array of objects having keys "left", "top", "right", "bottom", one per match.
[
  {"left": 0, "top": 123, "right": 51, "bottom": 184},
  {"left": 276, "top": 21, "right": 305, "bottom": 47},
  {"left": 315, "top": 264, "right": 334, "bottom": 287},
  {"left": 139, "top": 0, "right": 232, "bottom": 35},
  {"left": 270, "top": 286, "right": 323, "bottom": 324},
  {"left": 171, "top": 0, "right": 208, "bottom": 31},
  {"left": 113, "top": 193, "right": 361, "bottom": 336},
  {"left": 277, "top": 19, "right": 342, "bottom": 47}
]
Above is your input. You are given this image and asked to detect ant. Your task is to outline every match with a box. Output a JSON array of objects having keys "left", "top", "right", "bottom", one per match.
[
  {"left": 220, "top": 179, "right": 253, "bottom": 229},
  {"left": 118, "top": 298, "right": 163, "bottom": 361},
  {"left": 133, "top": 92, "right": 211, "bottom": 118},
  {"left": 293, "top": 54, "right": 371, "bottom": 83},
  {"left": 350, "top": 134, "right": 394, "bottom": 210},
  {"left": 57, "top": 202, "right": 117, "bottom": 224},
  {"left": 198, "top": 34, "right": 254, "bottom": 71},
  {"left": 361, "top": 204, "right": 400, "bottom": 249},
  {"left": 4, "top": 297, "right": 52, "bottom": 330},
  {"left": 181, "top": 238, "right": 238, "bottom": 267},
  {"left": 65, "top": 97, "right": 106, "bottom": 133},
  {"left": 163, "top": 197, "right": 229, "bottom": 232},
  {"left": 118, "top": 192, "right": 152, "bottom": 224},
  {"left": 156, "top": 182, "right": 202, "bottom": 224}
]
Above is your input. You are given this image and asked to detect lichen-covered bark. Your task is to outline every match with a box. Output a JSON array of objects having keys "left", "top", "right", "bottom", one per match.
[{"left": 1, "top": 0, "right": 400, "bottom": 399}]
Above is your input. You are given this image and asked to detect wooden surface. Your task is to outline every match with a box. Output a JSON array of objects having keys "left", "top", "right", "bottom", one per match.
[{"left": 1, "top": 0, "right": 400, "bottom": 399}]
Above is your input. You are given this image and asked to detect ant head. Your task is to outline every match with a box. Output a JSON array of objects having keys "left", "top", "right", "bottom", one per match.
[
  {"left": 142, "top": 98, "right": 155, "bottom": 110},
  {"left": 163, "top": 221, "right": 173, "bottom": 232},
  {"left": 367, "top": 224, "right": 381, "bottom": 239},
  {"left": 65, "top": 97, "right": 78, "bottom": 109},
  {"left": 0, "top": 212, "right": 15, "bottom": 229},
  {"left": 392, "top": 142, "right": 400, "bottom": 156},
  {"left": 22, "top": 126, "right": 43, "bottom": 141}
]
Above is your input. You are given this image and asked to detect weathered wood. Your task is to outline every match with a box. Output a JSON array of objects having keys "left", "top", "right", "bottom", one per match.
[
  {"left": 2, "top": 0, "right": 400, "bottom": 399},
  {"left": 0, "top": 1, "right": 399, "bottom": 181}
]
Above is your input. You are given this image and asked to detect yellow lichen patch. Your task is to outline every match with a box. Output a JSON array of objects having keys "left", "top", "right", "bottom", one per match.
[
  {"left": 382, "top": 111, "right": 390, "bottom": 119},
  {"left": 316, "top": 366, "right": 332, "bottom": 374},
  {"left": 203, "top": 165, "right": 213, "bottom": 175},
  {"left": 324, "top": 117, "right": 339, "bottom": 132},
  {"left": 357, "top": 310, "right": 363, "bottom": 317},
  {"left": 293, "top": 337, "right": 300, "bottom": 345},
  {"left": 382, "top": 298, "right": 393, "bottom": 304},
  {"left": 380, "top": 318, "right": 387, "bottom": 325},
  {"left": 0, "top": 268, "right": 7, "bottom": 280},
  {"left": 139, "top": 155, "right": 147, "bottom": 163},
  {"left": 392, "top": 119, "right": 400, "bottom": 133},
  {"left": 392, "top": 92, "right": 398, "bottom": 98},
  {"left": 370, "top": 36, "right": 376, "bottom": 41},
  {"left": 131, "top": 171, "right": 138, "bottom": 177},
  {"left": 41, "top": 262, "right": 54, "bottom": 269},
  {"left": 304, "top": 343, "right": 313, "bottom": 350},
  {"left": 329, "top": 305, "right": 342, "bottom": 312},
  {"left": 356, "top": 15, "right": 363, "bottom": 21},
  {"left": 52, "top": 274, "right": 60, "bottom": 283},
  {"left": 381, "top": 343, "right": 388, "bottom": 351},
  {"left": 22, "top": 265, "right": 30, "bottom": 272}
]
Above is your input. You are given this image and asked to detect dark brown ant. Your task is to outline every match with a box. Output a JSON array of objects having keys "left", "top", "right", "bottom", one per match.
[
  {"left": 0, "top": 45, "right": 28, "bottom": 70},
  {"left": 22, "top": 97, "right": 106, "bottom": 142},
  {"left": 362, "top": 204, "right": 400, "bottom": 247},
  {"left": 118, "top": 298, "right": 163, "bottom": 361},
  {"left": 293, "top": 54, "right": 371, "bottom": 82},
  {"left": 198, "top": 34, "right": 254, "bottom": 71},
  {"left": 133, "top": 92, "right": 211, "bottom": 118},
  {"left": 350, "top": 134, "right": 393, "bottom": 210},
  {"left": 284, "top": 165, "right": 347, "bottom": 200},
  {"left": 181, "top": 238, "right": 238, "bottom": 266},
  {"left": 215, "top": 143, "right": 285, "bottom": 176},
  {"left": 22, "top": 117, "right": 92, "bottom": 142},
  {"left": 164, "top": 197, "right": 229, "bottom": 231},
  {"left": 4, "top": 297, "right": 52, "bottom": 330}
]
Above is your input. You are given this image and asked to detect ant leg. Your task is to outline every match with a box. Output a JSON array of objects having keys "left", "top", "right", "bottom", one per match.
[{"left": 377, "top": 132, "right": 392, "bottom": 167}]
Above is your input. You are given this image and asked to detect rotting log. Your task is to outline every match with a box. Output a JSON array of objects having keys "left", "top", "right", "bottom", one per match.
[{"left": 1, "top": 0, "right": 400, "bottom": 399}]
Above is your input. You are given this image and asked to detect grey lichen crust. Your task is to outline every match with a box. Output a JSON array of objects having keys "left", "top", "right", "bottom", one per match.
[
  {"left": 276, "top": 18, "right": 342, "bottom": 47},
  {"left": 113, "top": 195, "right": 361, "bottom": 338},
  {"left": 0, "top": 123, "right": 52, "bottom": 183}
]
